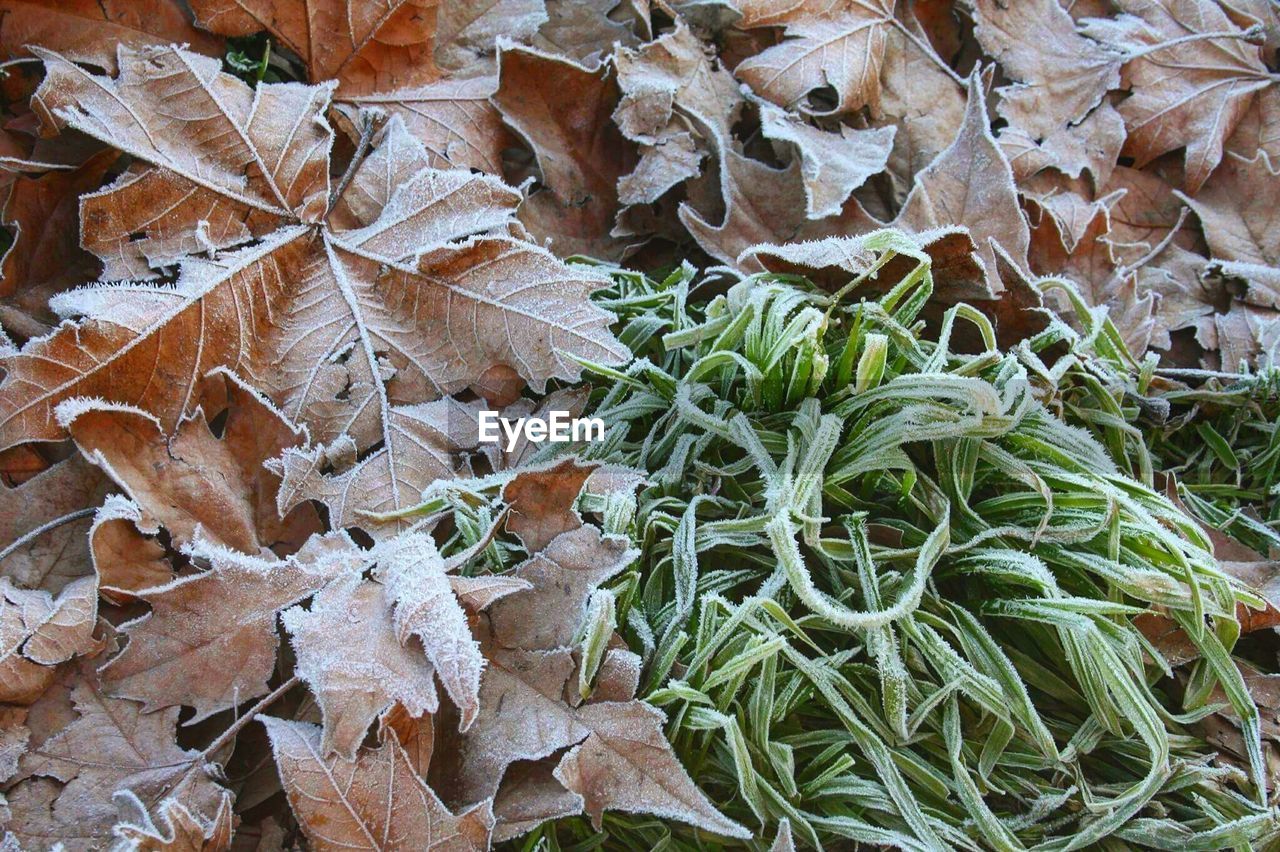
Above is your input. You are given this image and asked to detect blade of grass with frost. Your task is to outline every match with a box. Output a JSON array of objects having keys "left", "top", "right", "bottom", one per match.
[{"left": 510, "top": 239, "right": 1280, "bottom": 850}]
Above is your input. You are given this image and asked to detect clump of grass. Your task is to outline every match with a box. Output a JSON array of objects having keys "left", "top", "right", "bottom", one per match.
[{"left": 518, "top": 233, "right": 1280, "bottom": 849}]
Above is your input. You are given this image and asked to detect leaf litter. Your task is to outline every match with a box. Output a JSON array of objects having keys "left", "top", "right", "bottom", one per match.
[{"left": 0, "top": 0, "right": 1279, "bottom": 850}]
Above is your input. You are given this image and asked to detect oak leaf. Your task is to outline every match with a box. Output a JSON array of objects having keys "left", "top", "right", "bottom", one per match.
[{"left": 261, "top": 716, "right": 494, "bottom": 852}]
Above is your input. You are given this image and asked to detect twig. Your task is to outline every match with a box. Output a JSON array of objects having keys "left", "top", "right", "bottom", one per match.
[
  {"left": 0, "top": 508, "right": 97, "bottom": 564},
  {"left": 199, "top": 675, "right": 300, "bottom": 762}
]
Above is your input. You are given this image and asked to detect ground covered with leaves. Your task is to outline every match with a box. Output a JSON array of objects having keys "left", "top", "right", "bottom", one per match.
[{"left": 1, "top": 0, "right": 1280, "bottom": 850}]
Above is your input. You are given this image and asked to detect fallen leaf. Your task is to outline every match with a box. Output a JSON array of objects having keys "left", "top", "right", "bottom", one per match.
[
  {"left": 0, "top": 576, "right": 97, "bottom": 704},
  {"left": 501, "top": 458, "right": 596, "bottom": 553},
  {"left": 112, "top": 791, "right": 235, "bottom": 852},
  {"left": 733, "top": 0, "right": 895, "bottom": 117},
  {"left": 59, "top": 369, "right": 316, "bottom": 554},
  {"left": 99, "top": 532, "right": 360, "bottom": 724},
  {"left": 493, "top": 43, "right": 637, "bottom": 259},
  {"left": 87, "top": 496, "right": 170, "bottom": 603},
  {"left": 1081, "top": 0, "right": 1274, "bottom": 193},
  {"left": 0, "top": 0, "right": 223, "bottom": 72},
  {"left": 894, "top": 72, "right": 1031, "bottom": 288},
  {"left": 758, "top": 100, "right": 895, "bottom": 219},
  {"left": 261, "top": 716, "right": 494, "bottom": 851},
  {"left": 533, "top": 0, "right": 642, "bottom": 67}
]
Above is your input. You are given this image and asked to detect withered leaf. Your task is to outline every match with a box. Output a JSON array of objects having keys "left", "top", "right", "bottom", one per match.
[
  {"left": 283, "top": 573, "right": 439, "bottom": 759},
  {"left": 100, "top": 533, "right": 359, "bottom": 723},
  {"left": 501, "top": 458, "right": 596, "bottom": 553},
  {"left": 87, "top": 496, "right": 170, "bottom": 603},
  {"left": 262, "top": 716, "right": 494, "bottom": 851},
  {"left": 733, "top": 0, "right": 895, "bottom": 117},
  {"left": 1081, "top": 0, "right": 1273, "bottom": 192},
  {"left": 9, "top": 676, "right": 226, "bottom": 850},
  {"left": 3, "top": 52, "right": 626, "bottom": 524},
  {"left": 59, "top": 368, "right": 316, "bottom": 554},
  {"left": 0, "top": 576, "right": 97, "bottom": 704},
  {"left": 0, "top": 0, "right": 223, "bottom": 72},
  {"left": 111, "top": 791, "right": 235, "bottom": 852},
  {"left": 0, "top": 452, "right": 110, "bottom": 593},
  {"left": 894, "top": 73, "right": 1030, "bottom": 288},
  {"left": 493, "top": 44, "right": 637, "bottom": 259}
]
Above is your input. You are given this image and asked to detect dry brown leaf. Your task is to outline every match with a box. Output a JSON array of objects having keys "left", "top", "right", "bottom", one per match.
[
  {"left": 59, "top": 369, "right": 317, "bottom": 554},
  {"left": 112, "top": 791, "right": 235, "bottom": 852},
  {"left": 435, "top": 0, "right": 548, "bottom": 72},
  {"left": 501, "top": 458, "right": 596, "bottom": 553},
  {"left": 99, "top": 532, "right": 360, "bottom": 724},
  {"left": 490, "top": 758, "right": 583, "bottom": 842},
  {"left": 533, "top": 0, "right": 642, "bottom": 67},
  {"left": 7, "top": 674, "right": 226, "bottom": 850},
  {"left": 733, "top": 0, "right": 895, "bottom": 117},
  {"left": 894, "top": 72, "right": 1030, "bottom": 288},
  {"left": 283, "top": 572, "right": 440, "bottom": 759},
  {"left": 3, "top": 53, "right": 626, "bottom": 525},
  {"left": 0, "top": 576, "right": 97, "bottom": 704},
  {"left": 261, "top": 716, "right": 494, "bottom": 851},
  {"left": 1178, "top": 150, "right": 1280, "bottom": 310},
  {"left": 189, "top": 0, "right": 440, "bottom": 95},
  {"left": 758, "top": 100, "right": 895, "bottom": 219},
  {"left": 1081, "top": 0, "right": 1274, "bottom": 193},
  {"left": 379, "top": 702, "right": 435, "bottom": 778},
  {"left": 0, "top": 0, "right": 223, "bottom": 72},
  {"left": 967, "top": 0, "right": 1123, "bottom": 143},
  {"left": 87, "top": 496, "right": 171, "bottom": 604},
  {"left": 488, "top": 525, "right": 637, "bottom": 650},
  {"left": 0, "top": 453, "right": 110, "bottom": 593},
  {"left": 0, "top": 151, "right": 113, "bottom": 342},
  {"left": 494, "top": 44, "right": 637, "bottom": 259}
]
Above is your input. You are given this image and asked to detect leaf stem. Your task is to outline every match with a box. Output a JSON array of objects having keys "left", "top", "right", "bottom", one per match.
[
  {"left": 0, "top": 507, "right": 98, "bottom": 564},
  {"left": 200, "top": 675, "right": 301, "bottom": 761}
]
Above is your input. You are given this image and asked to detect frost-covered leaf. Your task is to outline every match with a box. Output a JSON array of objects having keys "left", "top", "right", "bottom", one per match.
[
  {"left": 501, "top": 458, "right": 596, "bottom": 553},
  {"left": 282, "top": 573, "right": 439, "bottom": 759},
  {"left": 111, "top": 791, "right": 234, "bottom": 852},
  {"left": 59, "top": 369, "right": 317, "bottom": 553},
  {"left": 0, "top": 576, "right": 97, "bottom": 704},
  {"left": 99, "top": 533, "right": 360, "bottom": 723},
  {"left": 261, "top": 716, "right": 494, "bottom": 851}
]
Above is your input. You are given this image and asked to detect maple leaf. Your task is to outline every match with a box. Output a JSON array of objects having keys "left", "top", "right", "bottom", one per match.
[
  {"left": 0, "top": 151, "right": 115, "bottom": 342},
  {"left": 98, "top": 532, "right": 360, "bottom": 724},
  {"left": 1081, "top": 0, "right": 1274, "bottom": 193},
  {"left": 58, "top": 368, "right": 317, "bottom": 554},
  {"left": 733, "top": 0, "right": 896, "bottom": 117},
  {"left": 1177, "top": 150, "right": 1280, "bottom": 310},
  {"left": 0, "top": 453, "right": 110, "bottom": 593},
  {"left": 1, "top": 48, "right": 627, "bottom": 524},
  {"left": 111, "top": 791, "right": 235, "bottom": 852},
  {"left": 0, "top": 576, "right": 97, "bottom": 705},
  {"left": 261, "top": 716, "right": 494, "bottom": 851},
  {"left": 493, "top": 43, "right": 638, "bottom": 259},
  {"left": 893, "top": 73, "right": 1031, "bottom": 289},
  {"left": 0, "top": 0, "right": 223, "bottom": 73},
  {"left": 757, "top": 99, "right": 895, "bottom": 219},
  {"left": 7, "top": 670, "right": 226, "bottom": 849}
]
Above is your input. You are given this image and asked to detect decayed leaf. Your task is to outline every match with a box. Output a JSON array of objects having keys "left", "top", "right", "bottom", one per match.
[
  {"left": 1081, "top": 0, "right": 1274, "bottom": 193},
  {"left": 8, "top": 675, "right": 226, "bottom": 850},
  {"left": 733, "top": 0, "right": 895, "bottom": 117},
  {"left": 282, "top": 573, "right": 439, "bottom": 759},
  {"left": 1177, "top": 150, "right": 1280, "bottom": 310},
  {"left": 99, "top": 532, "right": 360, "bottom": 723},
  {"left": 3, "top": 50, "right": 626, "bottom": 524},
  {"left": 894, "top": 73, "right": 1030, "bottom": 288},
  {"left": 59, "top": 369, "right": 316, "bottom": 553},
  {"left": 493, "top": 44, "right": 637, "bottom": 259},
  {"left": 758, "top": 100, "right": 895, "bottom": 219},
  {"left": 0, "top": 576, "right": 97, "bottom": 704},
  {"left": 0, "top": 0, "right": 223, "bottom": 72},
  {"left": 261, "top": 716, "right": 494, "bottom": 852},
  {"left": 0, "top": 452, "right": 110, "bottom": 592}
]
